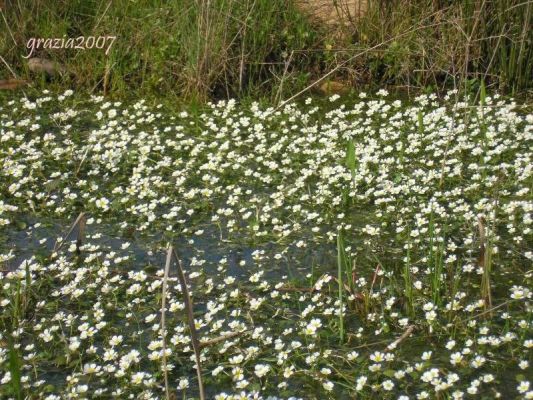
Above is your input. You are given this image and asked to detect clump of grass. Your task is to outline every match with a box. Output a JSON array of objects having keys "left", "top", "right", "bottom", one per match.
[
  {"left": 0, "top": 0, "right": 316, "bottom": 100},
  {"left": 342, "top": 0, "right": 533, "bottom": 94},
  {"left": 2, "top": 1, "right": 532, "bottom": 100}
]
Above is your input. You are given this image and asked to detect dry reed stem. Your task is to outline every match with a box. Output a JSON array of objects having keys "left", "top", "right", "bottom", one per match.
[
  {"left": 103, "top": 59, "right": 110, "bottom": 97},
  {"left": 75, "top": 146, "right": 92, "bottom": 176},
  {"left": 76, "top": 215, "right": 86, "bottom": 256},
  {"left": 53, "top": 212, "right": 86, "bottom": 254},
  {"left": 275, "top": 50, "right": 295, "bottom": 105},
  {"left": 462, "top": 300, "right": 512, "bottom": 323},
  {"left": 386, "top": 325, "right": 415, "bottom": 351},
  {"left": 161, "top": 248, "right": 172, "bottom": 400},
  {"left": 171, "top": 247, "right": 206, "bottom": 400},
  {"left": 199, "top": 330, "right": 247, "bottom": 348},
  {"left": 478, "top": 216, "right": 492, "bottom": 310}
]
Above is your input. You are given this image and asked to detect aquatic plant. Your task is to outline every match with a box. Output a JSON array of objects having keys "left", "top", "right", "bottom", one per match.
[{"left": 0, "top": 89, "right": 531, "bottom": 398}]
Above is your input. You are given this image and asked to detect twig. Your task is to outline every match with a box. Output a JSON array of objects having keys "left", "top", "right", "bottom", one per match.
[
  {"left": 386, "top": 325, "right": 415, "bottom": 351},
  {"left": 275, "top": 50, "right": 294, "bottom": 105},
  {"left": 369, "top": 264, "right": 381, "bottom": 292},
  {"left": 461, "top": 300, "right": 513, "bottom": 323},
  {"left": 0, "top": 55, "right": 18, "bottom": 79},
  {"left": 75, "top": 146, "right": 92, "bottom": 176},
  {"left": 199, "top": 330, "right": 247, "bottom": 348}
]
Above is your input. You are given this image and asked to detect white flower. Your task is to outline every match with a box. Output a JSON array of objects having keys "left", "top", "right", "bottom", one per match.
[
  {"left": 518, "top": 381, "right": 530, "bottom": 394},
  {"left": 131, "top": 372, "right": 145, "bottom": 385},
  {"left": 95, "top": 197, "right": 110, "bottom": 210},
  {"left": 510, "top": 286, "right": 530, "bottom": 300},
  {"left": 109, "top": 335, "right": 123, "bottom": 346},
  {"left": 304, "top": 318, "right": 322, "bottom": 335},
  {"left": 255, "top": 364, "right": 270, "bottom": 378},
  {"left": 347, "top": 351, "right": 359, "bottom": 361},
  {"left": 1, "top": 372, "right": 11, "bottom": 384},
  {"left": 382, "top": 380, "right": 394, "bottom": 390},
  {"left": 178, "top": 378, "right": 189, "bottom": 389},
  {"left": 68, "top": 337, "right": 80, "bottom": 352},
  {"left": 83, "top": 363, "right": 101, "bottom": 374}
]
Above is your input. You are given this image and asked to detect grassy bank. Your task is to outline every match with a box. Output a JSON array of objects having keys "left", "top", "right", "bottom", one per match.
[{"left": 1, "top": 1, "right": 532, "bottom": 100}]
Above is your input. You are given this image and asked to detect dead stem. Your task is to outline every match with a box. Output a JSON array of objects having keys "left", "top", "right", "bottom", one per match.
[
  {"left": 160, "top": 248, "right": 172, "bottom": 399},
  {"left": 171, "top": 247, "right": 206, "bottom": 400},
  {"left": 386, "top": 325, "right": 416, "bottom": 351},
  {"left": 53, "top": 212, "right": 86, "bottom": 254}
]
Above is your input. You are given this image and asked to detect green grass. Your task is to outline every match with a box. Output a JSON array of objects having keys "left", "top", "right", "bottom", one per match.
[
  {"left": 1, "top": 0, "right": 532, "bottom": 100},
  {"left": 1, "top": 0, "right": 316, "bottom": 100}
]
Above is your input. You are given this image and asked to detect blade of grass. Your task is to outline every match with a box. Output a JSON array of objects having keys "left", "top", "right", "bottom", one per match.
[{"left": 7, "top": 336, "right": 22, "bottom": 400}]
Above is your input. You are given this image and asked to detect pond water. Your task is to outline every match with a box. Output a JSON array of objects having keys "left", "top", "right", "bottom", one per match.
[{"left": 0, "top": 90, "right": 531, "bottom": 399}]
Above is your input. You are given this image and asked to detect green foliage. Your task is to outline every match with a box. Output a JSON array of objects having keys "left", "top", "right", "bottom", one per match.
[
  {"left": 0, "top": 0, "right": 316, "bottom": 99},
  {"left": 337, "top": 230, "right": 346, "bottom": 343},
  {"left": 350, "top": 0, "right": 533, "bottom": 94},
  {"left": 0, "top": 0, "right": 531, "bottom": 99}
]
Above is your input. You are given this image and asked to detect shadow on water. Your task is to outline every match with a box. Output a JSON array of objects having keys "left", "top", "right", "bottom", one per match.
[{"left": 2, "top": 213, "right": 337, "bottom": 284}]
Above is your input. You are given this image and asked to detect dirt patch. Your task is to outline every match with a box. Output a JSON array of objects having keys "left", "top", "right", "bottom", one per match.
[{"left": 295, "top": 0, "right": 367, "bottom": 28}]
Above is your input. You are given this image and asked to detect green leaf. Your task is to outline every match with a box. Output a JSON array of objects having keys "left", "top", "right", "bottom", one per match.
[
  {"left": 7, "top": 338, "right": 22, "bottom": 400},
  {"left": 383, "top": 369, "right": 396, "bottom": 378},
  {"left": 345, "top": 140, "right": 356, "bottom": 176}
]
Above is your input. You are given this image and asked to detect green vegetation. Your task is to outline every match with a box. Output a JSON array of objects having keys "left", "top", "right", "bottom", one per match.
[
  {"left": 0, "top": 1, "right": 532, "bottom": 397},
  {"left": 0, "top": 89, "right": 531, "bottom": 399},
  {"left": 1, "top": 0, "right": 532, "bottom": 100},
  {"left": 1, "top": 0, "right": 316, "bottom": 100}
]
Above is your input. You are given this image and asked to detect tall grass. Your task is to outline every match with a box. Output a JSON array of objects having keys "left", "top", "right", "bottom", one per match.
[
  {"left": 0, "top": 0, "right": 315, "bottom": 100},
  {"left": 336, "top": 0, "right": 533, "bottom": 95},
  {"left": 0, "top": 0, "right": 531, "bottom": 99}
]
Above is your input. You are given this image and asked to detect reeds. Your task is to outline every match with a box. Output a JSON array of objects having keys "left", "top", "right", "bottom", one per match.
[
  {"left": 0, "top": 0, "right": 313, "bottom": 100},
  {"left": 1, "top": 0, "right": 530, "bottom": 99},
  {"left": 336, "top": 230, "right": 346, "bottom": 343},
  {"left": 345, "top": 0, "right": 533, "bottom": 94},
  {"left": 167, "top": 245, "right": 206, "bottom": 400},
  {"left": 478, "top": 216, "right": 492, "bottom": 310}
]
